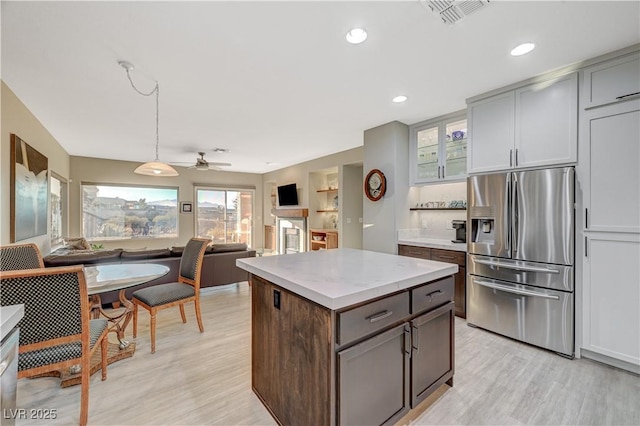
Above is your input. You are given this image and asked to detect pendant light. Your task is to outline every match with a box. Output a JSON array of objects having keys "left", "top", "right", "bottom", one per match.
[{"left": 119, "top": 60, "right": 179, "bottom": 177}]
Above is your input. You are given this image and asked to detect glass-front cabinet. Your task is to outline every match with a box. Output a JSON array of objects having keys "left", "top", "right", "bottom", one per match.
[{"left": 410, "top": 110, "right": 467, "bottom": 184}]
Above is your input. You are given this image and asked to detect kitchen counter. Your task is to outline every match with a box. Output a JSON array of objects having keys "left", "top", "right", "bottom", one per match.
[
  {"left": 1, "top": 304, "right": 24, "bottom": 341},
  {"left": 397, "top": 237, "right": 467, "bottom": 252},
  {"left": 237, "top": 247, "right": 457, "bottom": 310}
]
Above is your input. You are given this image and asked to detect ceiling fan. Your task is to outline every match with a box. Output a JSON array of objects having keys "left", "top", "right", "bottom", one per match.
[{"left": 171, "top": 152, "right": 232, "bottom": 171}]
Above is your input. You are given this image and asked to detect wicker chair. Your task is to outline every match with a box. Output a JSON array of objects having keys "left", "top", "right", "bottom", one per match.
[
  {"left": 132, "top": 238, "right": 209, "bottom": 354},
  {"left": 0, "top": 243, "right": 44, "bottom": 271},
  {"left": 0, "top": 266, "right": 108, "bottom": 426}
]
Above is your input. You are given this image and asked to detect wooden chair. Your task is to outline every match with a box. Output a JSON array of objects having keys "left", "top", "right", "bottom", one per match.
[
  {"left": 132, "top": 238, "right": 209, "bottom": 353},
  {"left": 0, "top": 243, "right": 44, "bottom": 271},
  {"left": 0, "top": 266, "right": 108, "bottom": 426}
]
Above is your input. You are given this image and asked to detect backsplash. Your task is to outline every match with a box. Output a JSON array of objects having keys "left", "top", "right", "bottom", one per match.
[{"left": 409, "top": 181, "right": 467, "bottom": 240}]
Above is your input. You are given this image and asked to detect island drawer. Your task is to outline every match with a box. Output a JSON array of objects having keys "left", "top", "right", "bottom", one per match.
[
  {"left": 337, "top": 291, "right": 410, "bottom": 346},
  {"left": 412, "top": 276, "right": 454, "bottom": 315}
]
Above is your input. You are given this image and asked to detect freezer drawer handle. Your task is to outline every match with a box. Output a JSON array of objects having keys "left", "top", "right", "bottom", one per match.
[
  {"left": 474, "top": 280, "right": 560, "bottom": 300},
  {"left": 365, "top": 310, "right": 393, "bottom": 323},
  {"left": 0, "top": 360, "right": 8, "bottom": 376},
  {"left": 474, "top": 259, "right": 560, "bottom": 274}
]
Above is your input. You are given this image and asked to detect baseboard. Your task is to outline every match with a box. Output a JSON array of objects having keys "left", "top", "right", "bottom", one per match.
[{"left": 580, "top": 348, "right": 640, "bottom": 375}]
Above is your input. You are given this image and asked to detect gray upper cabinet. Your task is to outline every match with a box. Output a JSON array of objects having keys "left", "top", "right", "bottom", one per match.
[
  {"left": 582, "top": 52, "right": 640, "bottom": 109},
  {"left": 467, "top": 72, "right": 578, "bottom": 174},
  {"left": 410, "top": 110, "right": 467, "bottom": 185}
]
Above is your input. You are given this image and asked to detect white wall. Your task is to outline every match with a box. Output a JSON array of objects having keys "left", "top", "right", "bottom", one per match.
[
  {"left": 1, "top": 81, "right": 71, "bottom": 253},
  {"left": 340, "top": 163, "right": 363, "bottom": 249},
  {"left": 363, "top": 121, "right": 410, "bottom": 254},
  {"left": 409, "top": 181, "right": 467, "bottom": 240}
]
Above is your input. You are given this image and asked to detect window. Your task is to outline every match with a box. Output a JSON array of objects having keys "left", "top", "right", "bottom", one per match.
[
  {"left": 81, "top": 183, "right": 178, "bottom": 241},
  {"left": 195, "top": 188, "right": 253, "bottom": 247},
  {"left": 50, "top": 173, "right": 67, "bottom": 246}
]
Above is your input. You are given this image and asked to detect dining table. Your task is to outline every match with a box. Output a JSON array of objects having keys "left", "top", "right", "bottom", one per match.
[{"left": 53, "top": 263, "right": 169, "bottom": 387}]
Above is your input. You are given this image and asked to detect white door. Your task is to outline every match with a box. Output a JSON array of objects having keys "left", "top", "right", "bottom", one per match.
[
  {"left": 515, "top": 73, "right": 578, "bottom": 168},
  {"left": 467, "top": 91, "right": 514, "bottom": 174},
  {"left": 583, "top": 100, "right": 640, "bottom": 233},
  {"left": 583, "top": 233, "right": 640, "bottom": 367}
]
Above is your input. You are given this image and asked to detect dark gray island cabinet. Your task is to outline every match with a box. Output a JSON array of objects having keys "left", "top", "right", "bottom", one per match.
[{"left": 238, "top": 248, "right": 457, "bottom": 426}]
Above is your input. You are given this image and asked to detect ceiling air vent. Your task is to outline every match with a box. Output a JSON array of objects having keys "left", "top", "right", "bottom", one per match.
[{"left": 422, "top": 0, "right": 490, "bottom": 25}]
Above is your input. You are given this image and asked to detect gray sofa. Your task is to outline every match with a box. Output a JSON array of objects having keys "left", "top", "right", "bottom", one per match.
[{"left": 43, "top": 244, "right": 256, "bottom": 306}]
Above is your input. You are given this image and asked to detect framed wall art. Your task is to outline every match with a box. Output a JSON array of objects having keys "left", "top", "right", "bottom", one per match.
[
  {"left": 180, "top": 202, "right": 193, "bottom": 213},
  {"left": 10, "top": 134, "right": 49, "bottom": 242}
]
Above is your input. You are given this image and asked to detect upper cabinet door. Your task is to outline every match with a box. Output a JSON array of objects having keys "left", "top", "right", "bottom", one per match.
[
  {"left": 467, "top": 91, "right": 514, "bottom": 174},
  {"left": 443, "top": 118, "right": 468, "bottom": 181},
  {"left": 514, "top": 73, "right": 578, "bottom": 169},
  {"left": 583, "top": 52, "right": 640, "bottom": 109},
  {"left": 413, "top": 124, "right": 440, "bottom": 183},
  {"left": 410, "top": 110, "right": 467, "bottom": 185}
]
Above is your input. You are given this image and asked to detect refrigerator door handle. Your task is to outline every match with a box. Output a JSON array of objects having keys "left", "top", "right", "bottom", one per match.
[
  {"left": 474, "top": 259, "right": 560, "bottom": 274},
  {"left": 512, "top": 174, "right": 519, "bottom": 253},
  {"left": 473, "top": 279, "right": 560, "bottom": 300},
  {"left": 506, "top": 177, "right": 511, "bottom": 251},
  {"left": 510, "top": 149, "right": 513, "bottom": 167}
]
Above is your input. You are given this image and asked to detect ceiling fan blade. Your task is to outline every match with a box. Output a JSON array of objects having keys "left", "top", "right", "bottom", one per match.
[{"left": 207, "top": 162, "right": 232, "bottom": 167}]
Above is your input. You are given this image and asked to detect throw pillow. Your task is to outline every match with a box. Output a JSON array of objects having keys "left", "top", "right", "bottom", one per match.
[{"left": 64, "top": 237, "right": 90, "bottom": 250}]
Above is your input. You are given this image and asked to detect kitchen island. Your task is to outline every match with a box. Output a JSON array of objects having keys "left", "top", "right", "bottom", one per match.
[{"left": 237, "top": 248, "right": 458, "bottom": 426}]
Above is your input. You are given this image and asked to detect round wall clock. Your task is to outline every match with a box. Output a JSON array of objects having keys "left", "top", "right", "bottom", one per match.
[{"left": 364, "top": 169, "right": 386, "bottom": 201}]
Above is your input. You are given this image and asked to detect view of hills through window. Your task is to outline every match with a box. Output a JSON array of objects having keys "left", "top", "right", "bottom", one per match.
[
  {"left": 196, "top": 188, "right": 253, "bottom": 246},
  {"left": 82, "top": 184, "right": 178, "bottom": 240}
]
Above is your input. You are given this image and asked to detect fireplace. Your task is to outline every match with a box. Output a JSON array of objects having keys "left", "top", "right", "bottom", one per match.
[
  {"left": 277, "top": 217, "right": 306, "bottom": 254},
  {"left": 272, "top": 208, "right": 309, "bottom": 255}
]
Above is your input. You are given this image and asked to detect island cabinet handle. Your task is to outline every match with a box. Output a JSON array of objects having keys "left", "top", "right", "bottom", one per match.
[
  {"left": 403, "top": 325, "right": 411, "bottom": 356},
  {"left": 426, "top": 290, "right": 443, "bottom": 301},
  {"left": 365, "top": 310, "right": 393, "bottom": 323},
  {"left": 411, "top": 325, "right": 419, "bottom": 353}
]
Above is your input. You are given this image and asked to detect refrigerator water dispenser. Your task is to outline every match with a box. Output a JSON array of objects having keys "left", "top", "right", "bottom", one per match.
[{"left": 471, "top": 218, "right": 495, "bottom": 243}]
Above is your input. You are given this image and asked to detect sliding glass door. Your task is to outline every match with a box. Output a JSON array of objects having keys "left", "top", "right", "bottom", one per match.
[{"left": 195, "top": 188, "right": 253, "bottom": 247}]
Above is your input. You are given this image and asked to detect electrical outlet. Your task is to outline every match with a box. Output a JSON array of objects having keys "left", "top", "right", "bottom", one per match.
[
  {"left": 358, "top": 217, "right": 363, "bottom": 223},
  {"left": 346, "top": 217, "right": 352, "bottom": 224}
]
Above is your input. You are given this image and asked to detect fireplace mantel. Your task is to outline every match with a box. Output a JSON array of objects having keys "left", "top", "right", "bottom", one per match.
[{"left": 272, "top": 208, "right": 309, "bottom": 218}]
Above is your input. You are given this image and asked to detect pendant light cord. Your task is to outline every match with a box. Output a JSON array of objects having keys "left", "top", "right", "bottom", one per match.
[{"left": 125, "top": 69, "right": 160, "bottom": 161}]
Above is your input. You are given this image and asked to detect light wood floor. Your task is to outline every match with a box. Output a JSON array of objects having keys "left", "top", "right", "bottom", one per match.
[{"left": 15, "top": 282, "right": 639, "bottom": 425}]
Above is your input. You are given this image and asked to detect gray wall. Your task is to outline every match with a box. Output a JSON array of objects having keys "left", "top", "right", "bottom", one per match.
[{"left": 363, "top": 121, "right": 410, "bottom": 254}]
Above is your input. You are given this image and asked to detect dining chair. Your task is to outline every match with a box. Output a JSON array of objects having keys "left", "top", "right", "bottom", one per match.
[
  {"left": 0, "top": 265, "right": 109, "bottom": 426},
  {"left": 0, "top": 242, "right": 44, "bottom": 271},
  {"left": 132, "top": 238, "right": 209, "bottom": 353}
]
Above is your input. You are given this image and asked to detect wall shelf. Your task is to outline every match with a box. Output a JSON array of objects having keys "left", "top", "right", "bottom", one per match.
[
  {"left": 317, "top": 209, "right": 339, "bottom": 213},
  {"left": 316, "top": 188, "right": 338, "bottom": 193}
]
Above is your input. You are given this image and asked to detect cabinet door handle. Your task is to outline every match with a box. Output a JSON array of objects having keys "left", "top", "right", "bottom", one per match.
[
  {"left": 515, "top": 149, "right": 519, "bottom": 166},
  {"left": 510, "top": 149, "right": 513, "bottom": 167},
  {"left": 403, "top": 325, "right": 411, "bottom": 356},
  {"left": 585, "top": 236, "right": 588, "bottom": 258},
  {"left": 437, "top": 166, "right": 441, "bottom": 179},
  {"left": 365, "top": 310, "right": 393, "bottom": 323},
  {"left": 426, "top": 290, "right": 443, "bottom": 302},
  {"left": 616, "top": 91, "right": 640, "bottom": 100},
  {"left": 442, "top": 165, "right": 445, "bottom": 179},
  {"left": 435, "top": 254, "right": 455, "bottom": 260},
  {"left": 585, "top": 208, "right": 589, "bottom": 229},
  {"left": 411, "top": 325, "right": 419, "bottom": 353}
]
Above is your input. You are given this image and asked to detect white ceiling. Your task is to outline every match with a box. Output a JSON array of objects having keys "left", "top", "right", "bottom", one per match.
[{"left": 2, "top": 1, "right": 639, "bottom": 174}]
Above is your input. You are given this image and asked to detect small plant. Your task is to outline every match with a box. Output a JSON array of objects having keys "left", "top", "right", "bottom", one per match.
[{"left": 90, "top": 243, "right": 104, "bottom": 250}]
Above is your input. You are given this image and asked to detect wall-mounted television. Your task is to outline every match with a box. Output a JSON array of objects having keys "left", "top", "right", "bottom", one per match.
[{"left": 277, "top": 183, "right": 298, "bottom": 206}]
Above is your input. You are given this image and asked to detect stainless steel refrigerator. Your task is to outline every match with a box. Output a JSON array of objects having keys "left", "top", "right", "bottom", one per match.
[{"left": 467, "top": 167, "right": 574, "bottom": 357}]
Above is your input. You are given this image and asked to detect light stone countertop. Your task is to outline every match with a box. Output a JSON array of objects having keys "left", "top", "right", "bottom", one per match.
[
  {"left": 1, "top": 304, "right": 24, "bottom": 342},
  {"left": 237, "top": 248, "right": 457, "bottom": 310},
  {"left": 397, "top": 237, "right": 467, "bottom": 252}
]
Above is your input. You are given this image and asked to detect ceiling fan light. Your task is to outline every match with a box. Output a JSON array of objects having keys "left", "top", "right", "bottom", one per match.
[{"left": 134, "top": 161, "right": 179, "bottom": 177}]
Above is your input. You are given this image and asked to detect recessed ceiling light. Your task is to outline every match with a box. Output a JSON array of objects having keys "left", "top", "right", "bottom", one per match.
[
  {"left": 346, "top": 28, "right": 367, "bottom": 44},
  {"left": 392, "top": 95, "right": 408, "bottom": 103},
  {"left": 510, "top": 42, "right": 535, "bottom": 56}
]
